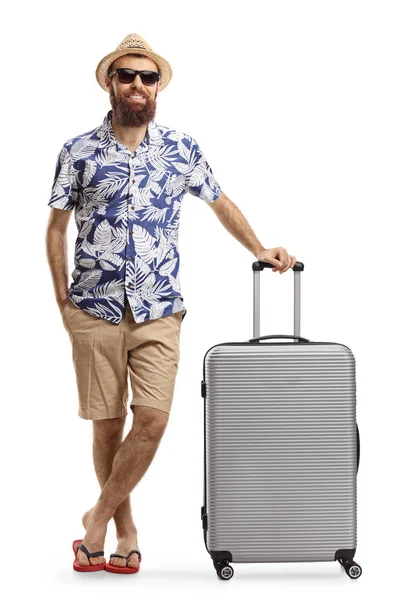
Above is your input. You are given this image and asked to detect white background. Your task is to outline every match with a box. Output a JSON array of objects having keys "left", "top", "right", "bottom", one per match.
[{"left": 1, "top": 0, "right": 399, "bottom": 598}]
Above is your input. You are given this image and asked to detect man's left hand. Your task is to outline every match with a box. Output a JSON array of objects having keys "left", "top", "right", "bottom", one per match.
[{"left": 256, "top": 247, "right": 297, "bottom": 274}]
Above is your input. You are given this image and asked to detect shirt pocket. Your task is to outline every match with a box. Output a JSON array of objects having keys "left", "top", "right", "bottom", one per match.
[{"left": 164, "top": 169, "right": 186, "bottom": 200}]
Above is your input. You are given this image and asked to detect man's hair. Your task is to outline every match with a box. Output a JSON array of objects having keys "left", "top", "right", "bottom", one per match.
[{"left": 107, "top": 53, "right": 159, "bottom": 76}]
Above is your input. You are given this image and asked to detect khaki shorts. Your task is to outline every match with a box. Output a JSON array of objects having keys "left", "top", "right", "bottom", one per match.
[{"left": 61, "top": 298, "right": 183, "bottom": 420}]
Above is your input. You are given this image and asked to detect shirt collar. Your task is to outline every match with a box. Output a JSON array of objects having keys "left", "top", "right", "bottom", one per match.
[{"left": 99, "top": 109, "right": 163, "bottom": 150}]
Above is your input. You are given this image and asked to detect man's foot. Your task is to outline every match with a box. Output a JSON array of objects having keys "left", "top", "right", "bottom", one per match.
[
  {"left": 76, "top": 507, "right": 108, "bottom": 567},
  {"left": 82, "top": 508, "right": 139, "bottom": 569},
  {"left": 109, "top": 534, "right": 141, "bottom": 569}
]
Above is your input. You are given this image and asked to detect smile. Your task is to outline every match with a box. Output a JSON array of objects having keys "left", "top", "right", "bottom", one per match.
[{"left": 128, "top": 95, "right": 146, "bottom": 102}]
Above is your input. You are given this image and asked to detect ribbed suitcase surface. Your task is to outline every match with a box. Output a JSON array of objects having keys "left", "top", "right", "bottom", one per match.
[{"left": 203, "top": 341, "right": 357, "bottom": 563}]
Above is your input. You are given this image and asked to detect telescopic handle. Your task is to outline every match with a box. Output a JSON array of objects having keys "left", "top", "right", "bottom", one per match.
[{"left": 252, "top": 260, "right": 305, "bottom": 340}]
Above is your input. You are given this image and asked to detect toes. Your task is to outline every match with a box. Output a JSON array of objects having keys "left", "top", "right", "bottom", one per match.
[
  {"left": 77, "top": 547, "right": 105, "bottom": 566},
  {"left": 128, "top": 558, "right": 138, "bottom": 568},
  {"left": 77, "top": 549, "right": 89, "bottom": 566},
  {"left": 127, "top": 553, "right": 139, "bottom": 568}
]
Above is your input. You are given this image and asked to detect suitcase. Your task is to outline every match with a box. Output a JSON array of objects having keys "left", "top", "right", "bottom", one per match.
[{"left": 200, "top": 260, "right": 362, "bottom": 580}]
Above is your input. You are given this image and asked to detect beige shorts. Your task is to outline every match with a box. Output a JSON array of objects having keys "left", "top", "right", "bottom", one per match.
[{"left": 61, "top": 298, "right": 183, "bottom": 420}]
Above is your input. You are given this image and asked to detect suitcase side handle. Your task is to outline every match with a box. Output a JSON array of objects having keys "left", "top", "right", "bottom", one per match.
[
  {"left": 249, "top": 334, "right": 310, "bottom": 343},
  {"left": 356, "top": 423, "right": 360, "bottom": 472}
]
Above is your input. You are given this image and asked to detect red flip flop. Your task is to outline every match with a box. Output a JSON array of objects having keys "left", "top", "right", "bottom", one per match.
[
  {"left": 105, "top": 549, "right": 142, "bottom": 574},
  {"left": 72, "top": 539, "right": 106, "bottom": 572}
]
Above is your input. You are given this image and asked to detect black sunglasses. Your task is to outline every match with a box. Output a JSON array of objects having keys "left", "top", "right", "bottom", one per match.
[{"left": 108, "top": 68, "right": 160, "bottom": 86}]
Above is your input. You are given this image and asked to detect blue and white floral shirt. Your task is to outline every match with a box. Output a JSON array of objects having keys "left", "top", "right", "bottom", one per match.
[{"left": 48, "top": 109, "right": 223, "bottom": 324}]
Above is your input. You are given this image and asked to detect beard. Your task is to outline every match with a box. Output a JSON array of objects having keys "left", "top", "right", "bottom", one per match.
[{"left": 109, "top": 85, "right": 158, "bottom": 127}]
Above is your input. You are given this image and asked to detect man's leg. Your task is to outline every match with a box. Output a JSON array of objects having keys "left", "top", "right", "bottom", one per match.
[
  {"left": 80, "top": 415, "right": 140, "bottom": 568},
  {"left": 76, "top": 406, "right": 169, "bottom": 568}
]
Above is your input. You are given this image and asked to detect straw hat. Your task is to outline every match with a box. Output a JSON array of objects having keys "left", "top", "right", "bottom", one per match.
[{"left": 96, "top": 33, "right": 173, "bottom": 93}]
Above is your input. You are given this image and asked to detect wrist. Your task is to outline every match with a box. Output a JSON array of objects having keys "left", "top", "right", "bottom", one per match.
[{"left": 254, "top": 246, "right": 266, "bottom": 259}]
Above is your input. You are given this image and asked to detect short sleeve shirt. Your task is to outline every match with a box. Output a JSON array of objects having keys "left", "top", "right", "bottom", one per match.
[{"left": 48, "top": 110, "right": 223, "bottom": 324}]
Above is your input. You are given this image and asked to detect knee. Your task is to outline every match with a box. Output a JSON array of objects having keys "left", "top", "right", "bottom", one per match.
[
  {"left": 93, "top": 415, "right": 126, "bottom": 441},
  {"left": 133, "top": 406, "right": 169, "bottom": 440}
]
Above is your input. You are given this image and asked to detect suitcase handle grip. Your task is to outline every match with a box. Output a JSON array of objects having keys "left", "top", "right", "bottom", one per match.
[
  {"left": 249, "top": 334, "right": 310, "bottom": 343},
  {"left": 252, "top": 260, "right": 305, "bottom": 271}
]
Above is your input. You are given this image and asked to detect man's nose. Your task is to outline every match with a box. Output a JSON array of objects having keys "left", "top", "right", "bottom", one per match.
[{"left": 131, "top": 74, "right": 145, "bottom": 88}]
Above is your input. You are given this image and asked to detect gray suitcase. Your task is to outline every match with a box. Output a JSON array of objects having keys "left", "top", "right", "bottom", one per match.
[{"left": 200, "top": 260, "right": 362, "bottom": 580}]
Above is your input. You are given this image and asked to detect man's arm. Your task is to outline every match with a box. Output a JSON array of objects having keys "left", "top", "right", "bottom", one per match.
[
  {"left": 45, "top": 207, "right": 73, "bottom": 312},
  {"left": 207, "top": 192, "right": 266, "bottom": 258},
  {"left": 207, "top": 192, "right": 296, "bottom": 273}
]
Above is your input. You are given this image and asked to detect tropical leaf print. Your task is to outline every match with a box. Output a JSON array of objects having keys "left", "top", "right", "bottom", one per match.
[
  {"left": 131, "top": 225, "right": 158, "bottom": 262},
  {"left": 79, "top": 258, "right": 96, "bottom": 268},
  {"left": 132, "top": 187, "right": 154, "bottom": 206},
  {"left": 99, "top": 250, "right": 124, "bottom": 270},
  {"left": 70, "top": 139, "right": 99, "bottom": 160},
  {"left": 172, "top": 161, "right": 188, "bottom": 174},
  {"left": 89, "top": 174, "right": 127, "bottom": 200},
  {"left": 82, "top": 160, "right": 97, "bottom": 187},
  {"left": 78, "top": 218, "right": 95, "bottom": 239},
  {"left": 177, "top": 139, "right": 190, "bottom": 162},
  {"left": 136, "top": 256, "right": 151, "bottom": 276},
  {"left": 75, "top": 269, "right": 103, "bottom": 290},
  {"left": 188, "top": 164, "right": 207, "bottom": 188},
  {"left": 93, "top": 220, "right": 113, "bottom": 248},
  {"left": 96, "top": 147, "right": 125, "bottom": 169},
  {"left": 149, "top": 169, "right": 165, "bottom": 182},
  {"left": 149, "top": 301, "right": 174, "bottom": 320},
  {"left": 91, "top": 280, "right": 123, "bottom": 300},
  {"left": 159, "top": 258, "right": 178, "bottom": 277},
  {"left": 140, "top": 205, "right": 169, "bottom": 223},
  {"left": 48, "top": 110, "right": 223, "bottom": 323}
]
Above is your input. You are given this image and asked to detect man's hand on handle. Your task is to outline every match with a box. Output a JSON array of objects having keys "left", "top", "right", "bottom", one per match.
[{"left": 256, "top": 247, "right": 296, "bottom": 274}]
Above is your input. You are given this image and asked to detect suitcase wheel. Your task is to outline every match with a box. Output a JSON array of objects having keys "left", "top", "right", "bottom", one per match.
[
  {"left": 337, "top": 554, "right": 362, "bottom": 579},
  {"left": 345, "top": 562, "right": 362, "bottom": 579},
  {"left": 216, "top": 563, "right": 234, "bottom": 580}
]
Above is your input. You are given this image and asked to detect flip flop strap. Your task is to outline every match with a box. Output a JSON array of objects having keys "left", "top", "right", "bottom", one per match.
[
  {"left": 78, "top": 543, "right": 104, "bottom": 558},
  {"left": 110, "top": 549, "right": 141, "bottom": 566}
]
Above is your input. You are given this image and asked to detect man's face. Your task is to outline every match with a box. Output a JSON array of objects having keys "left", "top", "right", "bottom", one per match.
[{"left": 105, "top": 56, "right": 161, "bottom": 127}]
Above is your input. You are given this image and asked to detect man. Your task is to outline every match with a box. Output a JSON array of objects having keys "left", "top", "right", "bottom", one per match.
[{"left": 46, "top": 33, "right": 297, "bottom": 574}]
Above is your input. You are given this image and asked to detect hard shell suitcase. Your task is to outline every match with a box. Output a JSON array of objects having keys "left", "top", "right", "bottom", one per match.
[{"left": 200, "top": 260, "right": 362, "bottom": 580}]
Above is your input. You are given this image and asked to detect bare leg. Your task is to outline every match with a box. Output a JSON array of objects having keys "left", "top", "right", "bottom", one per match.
[
  {"left": 78, "top": 416, "right": 137, "bottom": 566},
  {"left": 76, "top": 406, "right": 169, "bottom": 568},
  {"left": 83, "top": 416, "right": 136, "bottom": 535},
  {"left": 80, "top": 415, "right": 141, "bottom": 568}
]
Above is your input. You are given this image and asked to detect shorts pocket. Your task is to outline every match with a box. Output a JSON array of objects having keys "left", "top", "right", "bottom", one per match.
[
  {"left": 62, "top": 299, "right": 79, "bottom": 325},
  {"left": 174, "top": 310, "right": 183, "bottom": 325},
  {"left": 61, "top": 299, "right": 70, "bottom": 319}
]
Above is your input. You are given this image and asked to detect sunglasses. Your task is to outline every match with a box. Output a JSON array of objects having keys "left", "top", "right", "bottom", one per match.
[{"left": 108, "top": 68, "right": 160, "bottom": 86}]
